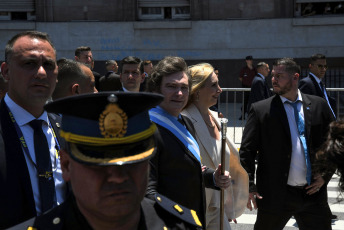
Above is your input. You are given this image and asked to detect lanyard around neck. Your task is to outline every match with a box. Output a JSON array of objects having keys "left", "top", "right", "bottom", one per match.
[{"left": 5, "top": 104, "right": 59, "bottom": 173}]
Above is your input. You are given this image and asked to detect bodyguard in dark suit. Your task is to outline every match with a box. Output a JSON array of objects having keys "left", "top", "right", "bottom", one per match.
[
  {"left": 145, "top": 56, "right": 231, "bottom": 227},
  {"left": 10, "top": 92, "right": 203, "bottom": 230},
  {"left": 247, "top": 62, "right": 273, "bottom": 112},
  {"left": 99, "top": 71, "right": 121, "bottom": 91},
  {"left": 299, "top": 53, "right": 337, "bottom": 118},
  {"left": 240, "top": 58, "right": 334, "bottom": 230},
  {"left": 98, "top": 60, "right": 122, "bottom": 92},
  {"left": 0, "top": 31, "right": 67, "bottom": 228}
]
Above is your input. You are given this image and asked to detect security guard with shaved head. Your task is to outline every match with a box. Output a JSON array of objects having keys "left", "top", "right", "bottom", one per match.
[{"left": 9, "top": 92, "right": 202, "bottom": 230}]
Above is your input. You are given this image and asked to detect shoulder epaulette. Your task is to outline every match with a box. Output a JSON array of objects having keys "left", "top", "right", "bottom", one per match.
[
  {"left": 155, "top": 193, "right": 202, "bottom": 228},
  {"left": 6, "top": 217, "right": 36, "bottom": 230}
]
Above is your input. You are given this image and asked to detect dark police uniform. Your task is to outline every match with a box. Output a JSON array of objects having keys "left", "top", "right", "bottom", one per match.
[
  {"left": 9, "top": 194, "right": 202, "bottom": 230},
  {"left": 7, "top": 92, "right": 202, "bottom": 230}
]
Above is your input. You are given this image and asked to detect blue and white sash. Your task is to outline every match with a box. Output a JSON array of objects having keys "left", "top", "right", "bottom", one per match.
[{"left": 149, "top": 107, "right": 201, "bottom": 164}]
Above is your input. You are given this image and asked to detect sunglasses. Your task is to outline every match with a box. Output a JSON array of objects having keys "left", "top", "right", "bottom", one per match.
[{"left": 315, "top": 64, "right": 328, "bottom": 69}]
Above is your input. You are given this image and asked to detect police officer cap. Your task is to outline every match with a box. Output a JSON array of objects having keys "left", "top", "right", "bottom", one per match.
[{"left": 44, "top": 92, "right": 163, "bottom": 166}]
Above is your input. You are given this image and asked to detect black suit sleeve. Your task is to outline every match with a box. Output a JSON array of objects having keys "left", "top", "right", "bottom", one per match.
[
  {"left": 202, "top": 167, "right": 218, "bottom": 189},
  {"left": 299, "top": 79, "right": 314, "bottom": 95},
  {"left": 146, "top": 131, "right": 162, "bottom": 200},
  {"left": 239, "top": 104, "right": 260, "bottom": 192},
  {"left": 251, "top": 79, "right": 266, "bottom": 102}
]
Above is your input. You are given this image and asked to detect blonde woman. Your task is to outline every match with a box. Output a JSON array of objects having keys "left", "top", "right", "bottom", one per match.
[{"left": 182, "top": 63, "right": 249, "bottom": 230}]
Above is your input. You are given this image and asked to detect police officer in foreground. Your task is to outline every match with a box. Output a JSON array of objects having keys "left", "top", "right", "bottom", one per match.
[{"left": 9, "top": 92, "right": 202, "bottom": 230}]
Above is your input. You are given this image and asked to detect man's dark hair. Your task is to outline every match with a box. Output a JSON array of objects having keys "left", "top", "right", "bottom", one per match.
[
  {"left": 120, "top": 56, "right": 142, "bottom": 73},
  {"left": 273, "top": 58, "right": 300, "bottom": 75},
  {"left": 52, "top": 59, "right": 89, "bottom": 100},
  {"left": 75, "top": 46, "right": 91, "bottom": 57},
  {"left": 141, "top": 60, "right": 152, "bottom": 73},
  {"left": 310, "top": 53, "right": 326, "bottom": 65},
  {"left": 146, "top": 56, "right": 191, "bottom": 93},
  {"left": 316, "top": 120, "right": 344, "bottom": 194},
  {"left": 143, "top": 60, "right": 152, "bottom": 66},
  {"left": 5, "top": 31, "right": 56, "bottom": 63}
]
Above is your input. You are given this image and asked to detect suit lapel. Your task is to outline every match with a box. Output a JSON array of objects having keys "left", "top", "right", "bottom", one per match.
[
  {"left": 182, "top": 105, "right": 218, "bottom": 167},
  {"left": 309, "top": 74, "right": 325, "bottom": 98},
  {"left": 272, "top": 95, "right": 291, "bottom": 138},
  {"left": 48, "top": 113, "right": 64, "bottom": 149},
  {"left": 301, "top": 93, "right": 312, "bottom": 144},
  {"left": 0, "top": 100, "right": 36, "bottom": 217}
]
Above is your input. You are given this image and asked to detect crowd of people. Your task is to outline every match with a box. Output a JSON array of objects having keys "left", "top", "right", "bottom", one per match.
[{"left": 0, "top": 30, "right": 342, "bottom": 230}]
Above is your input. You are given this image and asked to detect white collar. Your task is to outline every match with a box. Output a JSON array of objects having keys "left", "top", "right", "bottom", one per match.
[
  {"left": 4, "top": 94, "right": 49, "bottom": 127},
  {"left": 257, "top": 73, "right": 265, "bottom": 80},
  {"left": 309, "top": 72, "right": 321, "bottom": 84},
  {"left": 279, "top": 90, "right": 303, "bottom": 104}
]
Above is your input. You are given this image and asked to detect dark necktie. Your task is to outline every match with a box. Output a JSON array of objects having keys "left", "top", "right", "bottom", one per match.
[
  {"left": 320, "top": 81, "right": 336, "bottom": 119},
  {"left": 286, "top": 101, "right": 312, "bottom": 185},
  {"left": 29, "top": 119, "right": 56, "bottom": 213},
  {"left": 319, "top": 81, "right": 325, "bottom": 94},
  {"left": 177, "top": 116, "right": 185, "bottom": 126}
]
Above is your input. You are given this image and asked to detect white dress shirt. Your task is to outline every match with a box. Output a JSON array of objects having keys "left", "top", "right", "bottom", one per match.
[
  {"left": 280, "top": 91, "right": 308, "bottom": 186},
  {"left": 4, "top": 94, "right": 66, "bottom": 215}
]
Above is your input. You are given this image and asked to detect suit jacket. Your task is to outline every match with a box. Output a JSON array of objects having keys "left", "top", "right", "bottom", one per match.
[
  {"left": 92, "top": 71, "right": 101, "bottom": 91},
  {"left": 182, "top": 105, "right": 249, "bottom": 228},
  {"left": 146, "top": 115, "right": 217, "bottom": 227},
  {"left": 98, "top": 71, "right": 122, "bottom": 92},
  {"left": 139, "top": 76, "right": 149, "bottom": 92},
  {"left": 239, "top": 93, "right": 335, "bottom": 212},
  {"left": 247, "top": 74, "right": 272, "bottom": 112},
  {"left": 299, "top": 74, "right": 337, "bottom": 116},
  {"left": 0, "top": 100, "right": 63, "bottom": 229},
  {"left": 9, "top": 195, "right": 201, "bottom": 230}
]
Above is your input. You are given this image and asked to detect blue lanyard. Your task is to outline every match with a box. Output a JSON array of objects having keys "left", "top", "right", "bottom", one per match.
[{"left": 6, "top": 105, "right": 59, "bottom": 175}]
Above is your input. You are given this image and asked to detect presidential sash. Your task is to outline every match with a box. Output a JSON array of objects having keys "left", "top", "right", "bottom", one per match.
[{"left": 149, "top": 107, "right": 201, "bottom": 164}]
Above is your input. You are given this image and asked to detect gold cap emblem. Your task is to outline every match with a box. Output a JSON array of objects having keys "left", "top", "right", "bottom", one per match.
[{"left": 99, "top": 94, "right": 128, "bottom": 137}]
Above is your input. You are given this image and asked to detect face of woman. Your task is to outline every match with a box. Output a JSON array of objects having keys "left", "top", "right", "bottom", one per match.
[{"left": 198, "top": 72, "right": 222, "bottom": 108}]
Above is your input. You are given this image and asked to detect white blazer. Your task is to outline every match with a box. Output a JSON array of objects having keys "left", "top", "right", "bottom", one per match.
[{"left": 182, "top": 104, "right": 249, "bottom": 221}]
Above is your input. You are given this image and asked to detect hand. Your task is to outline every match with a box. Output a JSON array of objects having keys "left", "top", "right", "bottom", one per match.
[
  {"left": 218, "top": 112, "right": 224, "bottom": 118},
  {"left": 228, "top": 219, "right": 237, "bottom": 224},
  {"left": 214, "top": 164, "right": 231, "bottom": 189},
  {"left": 247, "top": 192, "right": 263, "bottom": 211},
  {"left": 201, "top": 165, "right": 207, "bottom": 172},
  {"left": 306, "top": 173, "right": 325, "bottom": 195}
]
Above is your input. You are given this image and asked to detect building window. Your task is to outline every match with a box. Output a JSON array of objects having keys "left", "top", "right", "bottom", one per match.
[
  {"left": 175, "top": 6, "right": 190, "bottom": 15},
  {"left": 0, "top": 0, "right": 36, "bottom": 21},
  {"left": 173, "top": 6, "right": 190, "bottom": 19},
  {"left": 138, "top": 0, "right": 190, "bottom": 20},
  {"left": 142, "top": 7, "right": 162, "bottom": 15},
  {"left": 295, "top": 1, "right": 344, "bottom": 17},
  {"left": 0, "top": 12, "right": 10, "bottom": 20},
  {"left": 12, "top": 12, "right": 28, "bottom": 20}
]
